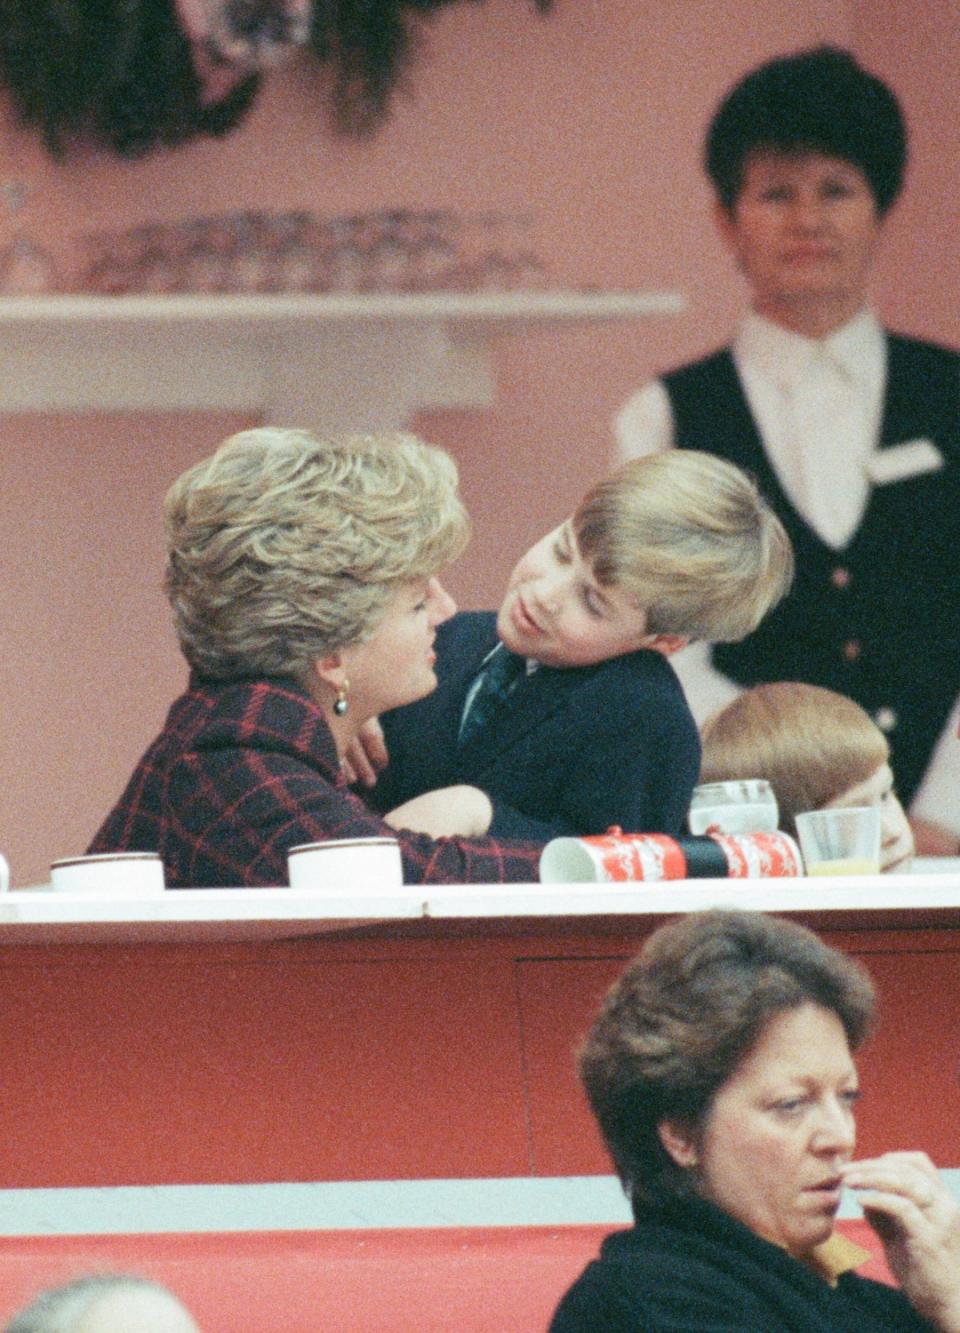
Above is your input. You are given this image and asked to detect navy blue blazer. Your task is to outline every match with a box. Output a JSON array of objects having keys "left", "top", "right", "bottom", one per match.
[{"left": 370, "top": 611, "right": 700, "bottom": 841}]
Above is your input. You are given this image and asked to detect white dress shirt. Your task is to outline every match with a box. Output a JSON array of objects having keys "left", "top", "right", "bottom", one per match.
[{"left": 614, "top": 308, "right": 960, "bottom": 834}]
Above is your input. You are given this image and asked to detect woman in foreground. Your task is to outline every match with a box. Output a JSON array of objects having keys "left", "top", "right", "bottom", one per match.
[
  {"left": 87, "top": 427, "right": 542, "bottom": 886},
  {"left": 551, "top": 909, "right": 960, "bottom": 1331}
]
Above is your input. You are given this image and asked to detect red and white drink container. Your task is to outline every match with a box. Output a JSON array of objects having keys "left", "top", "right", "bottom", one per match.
[{"left": 539, "top": 826, "right": 801, "bottom": 884}]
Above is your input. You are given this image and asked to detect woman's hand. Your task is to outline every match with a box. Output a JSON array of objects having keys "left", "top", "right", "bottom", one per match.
[
  {"left": 341, "top": 718, "right": 389, "bottom": 787},
  {"left": 384, "top": 786, "right": 493, "bottom": 838},
  {"left": 842, "top": 1152, "right": 960, "bottom": 1330}
]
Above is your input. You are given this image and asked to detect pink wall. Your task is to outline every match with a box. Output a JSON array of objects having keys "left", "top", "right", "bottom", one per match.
[
  {"left": 852, "top": 1, "right": 959, "bottom": 346},
  {"left": 0, "top": 0, "right": 955, "bottom": 883}
]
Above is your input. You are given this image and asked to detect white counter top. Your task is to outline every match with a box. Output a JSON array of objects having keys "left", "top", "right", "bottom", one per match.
[
  {"left": 2, "top": 867, "right": 959, "bottom": 946},
  {"left": 422, "top": 871, "right": 960, "bottom": 920},
  {"left": 0, "top": 886, "right": 424, "bottom": 945}
]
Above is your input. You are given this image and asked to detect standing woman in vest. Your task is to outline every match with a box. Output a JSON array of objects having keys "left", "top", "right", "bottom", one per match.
[{"left": 616, "top": 46, "right": 960, "bottom": 858}]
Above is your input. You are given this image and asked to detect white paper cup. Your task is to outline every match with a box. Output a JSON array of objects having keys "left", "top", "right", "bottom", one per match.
[
  {"left": 795, "top": 807, "right": 881, "bottom": 877},
  {"left": 287, "top": 837, "right": 403, "bottom": 892},
  {"left": 49, "top": 852, "right": 166, "bottom": 895}
]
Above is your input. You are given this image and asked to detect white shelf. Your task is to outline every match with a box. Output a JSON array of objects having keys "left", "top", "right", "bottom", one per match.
[
  {"left": 0, "top": 290, "right": 684, "bottom": 329},
  {"left": 1, "top": 870, "right": 957, "bottom": 946},
  {"left": 0, "top": 289, "right": 684, "bottom": 427}
]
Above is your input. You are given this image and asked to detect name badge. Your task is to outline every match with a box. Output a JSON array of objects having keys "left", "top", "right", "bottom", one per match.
[{"left": 864, "top": 439, "right": 944, "bottom": 485}]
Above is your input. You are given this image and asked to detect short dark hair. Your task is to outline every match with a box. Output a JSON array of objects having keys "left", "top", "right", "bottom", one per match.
[
  {"left": 579, "top": 910, "right": 875, "bottom": 1207},
  {"left": 705, "top": 46, "right": 907, "bottom": 215}
]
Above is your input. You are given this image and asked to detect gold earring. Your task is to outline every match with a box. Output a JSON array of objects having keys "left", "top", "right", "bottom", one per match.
[{"left": 333, "top": 678, "right": 350, "bottom": 716}]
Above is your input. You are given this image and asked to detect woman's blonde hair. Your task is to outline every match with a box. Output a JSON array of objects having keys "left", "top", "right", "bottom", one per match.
[
  {"left": 164, "top": 427, "right": 470, "bottom": 679},
  {"left": 700, "top": 682, "right": 889, "bottom": 836},
  {"left": 574, "top": 451, "right": 793, "bottom": 642}
]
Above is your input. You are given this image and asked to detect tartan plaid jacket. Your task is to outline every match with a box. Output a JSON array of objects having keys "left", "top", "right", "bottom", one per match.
[{"left": 87, "top": 674, "right": 544, "bottom": 888}]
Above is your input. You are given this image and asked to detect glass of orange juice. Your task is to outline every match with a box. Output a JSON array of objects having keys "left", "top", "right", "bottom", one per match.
[{"left": 795, "top": 807, "right": 881, "bottom": 877}]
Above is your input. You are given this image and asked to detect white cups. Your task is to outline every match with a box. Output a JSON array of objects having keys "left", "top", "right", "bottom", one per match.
[
  {"left": 49, "top": 851, "right": 166, "bottom": 895},
  {"left": 795, "top": 807, "right": 881, "bottom": 877},
  {"left": 287, "top": 837, "right": 403, "bottom": 892},
  {"left": 0, "top": 852, "right": 8, "bottom": 894}
]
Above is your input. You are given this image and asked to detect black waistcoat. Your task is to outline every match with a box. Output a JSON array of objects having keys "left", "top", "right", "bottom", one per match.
[{"left": 663, "top": 333, "right": 960, "bottom": 804}]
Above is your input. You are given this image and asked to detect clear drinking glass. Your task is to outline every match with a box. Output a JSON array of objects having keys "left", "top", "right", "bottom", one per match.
[
  {"left": 454, "top": 210, "right": 544, "bottom": 290},
  {"left": 795, "top": 807, "right": 881, "bottom": 877},
  {"left": 129, "top": 222, "right": 177, "bottom": 293},
  {"left": 362, "top": 209, "right": 411, "bottom": 292},
  {"left": 225, "top": 211, "right": 274, "bottom": 293},
  {"left": 406, "top": 210, "right": 458, "bottom": 291},
  {"left": 323, "top": 215, "right": 367, "bottom": 292},
  {"left": 687, "top": 779, "right": 779, "bottom": 835},
  {"left": 269, "top": 210, "right": 320, "bottom": 292},
  {"left": 0, "top": 181, "right": 59, "bottom": 294}
]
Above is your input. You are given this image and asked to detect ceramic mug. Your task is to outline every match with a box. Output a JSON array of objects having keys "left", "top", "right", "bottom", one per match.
[
  {"left": 49, "top": 851, "right": 166, "bottom": 895},
  {"left": 287, "top": 837, "right": 404, "bottom": 893}
]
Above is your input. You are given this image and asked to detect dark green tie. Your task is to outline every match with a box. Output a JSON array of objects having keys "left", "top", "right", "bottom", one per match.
[{"left": 458, "top": 646, "right": 526, "bottom": 747}]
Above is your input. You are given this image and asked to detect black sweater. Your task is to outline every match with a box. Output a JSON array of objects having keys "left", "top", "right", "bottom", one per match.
[{"left": 550, "top": 1195, "right": 933, "bottom": 1332}]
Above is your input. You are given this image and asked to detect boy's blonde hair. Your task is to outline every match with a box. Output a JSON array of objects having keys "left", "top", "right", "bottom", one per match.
[
  {"left": 700, "top": 682, "right": 889, "bottom": 836},
  {"left": 574, "top": 450, "right": 793, "bottom": 642}
]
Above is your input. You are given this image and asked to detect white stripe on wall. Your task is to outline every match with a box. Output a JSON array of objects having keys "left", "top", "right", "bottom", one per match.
[{"left": 0, "top": 1173, "right": 958, "bottom": 1236}]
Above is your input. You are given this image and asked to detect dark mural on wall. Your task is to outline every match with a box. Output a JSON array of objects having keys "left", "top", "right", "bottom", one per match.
[{"left": 0, "top": 0, "right": 551, "bottom": 159}]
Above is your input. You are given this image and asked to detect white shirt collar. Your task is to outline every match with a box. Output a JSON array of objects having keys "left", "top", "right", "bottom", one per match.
[{"left": 734, "top": 308, "right": 885, "bottom": 392}]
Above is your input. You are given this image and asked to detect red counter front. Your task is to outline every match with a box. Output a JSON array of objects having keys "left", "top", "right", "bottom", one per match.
[{"left": 1, "top": 883, "right": 958, "bottom": 1188}]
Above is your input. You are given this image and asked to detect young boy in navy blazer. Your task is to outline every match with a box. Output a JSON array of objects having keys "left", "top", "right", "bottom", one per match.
[{"left": 354, "top": 450, "right": 792, "bottom": 843}]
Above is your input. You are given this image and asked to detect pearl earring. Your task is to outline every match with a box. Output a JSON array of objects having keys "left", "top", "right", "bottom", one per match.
[{"left": 333, "top": 679, "right": 350, "bottom": 716}]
